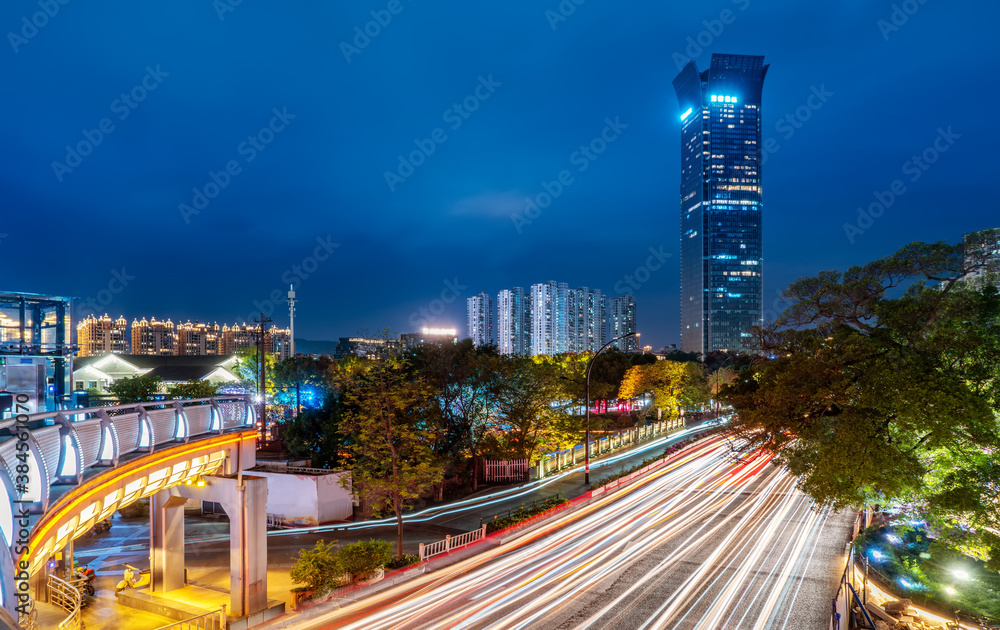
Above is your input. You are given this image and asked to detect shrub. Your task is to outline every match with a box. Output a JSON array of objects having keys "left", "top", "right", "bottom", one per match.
[
  {"left": 336, "top": 539, "right": 393, "bottom": 581},
  {"left": 290, "top": 540, "right": 343, "bottom": 596},
  {"left": 485, "top": 496, "right": 569, "bottom": 534},
  {"left": 118, "top": 499, "right": 149, "bottom": 519},
  {"left": 385, "top": 554, "right": 420, "bottom": 570}
]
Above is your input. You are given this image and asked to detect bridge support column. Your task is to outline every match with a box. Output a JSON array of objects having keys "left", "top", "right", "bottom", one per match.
[{"left": 150, "top": 492, "right": 188, "bottom": 593}]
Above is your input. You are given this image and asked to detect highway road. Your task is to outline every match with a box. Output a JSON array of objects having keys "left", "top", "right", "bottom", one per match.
[{"left": 299, "top": 434, "right": 852, "bottom": 630}]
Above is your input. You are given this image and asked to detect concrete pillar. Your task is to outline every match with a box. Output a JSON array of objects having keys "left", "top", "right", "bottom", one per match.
[{"left": 150, "top": 492, "right": 188, "bottom": 593}]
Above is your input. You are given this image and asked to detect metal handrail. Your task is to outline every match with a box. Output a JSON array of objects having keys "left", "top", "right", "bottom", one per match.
[
  {"left": 48, "top": 574, "right": 82, "bottom": 630},
  {"left": 156, "top": 604, "right": 227, "bottom": 630}
]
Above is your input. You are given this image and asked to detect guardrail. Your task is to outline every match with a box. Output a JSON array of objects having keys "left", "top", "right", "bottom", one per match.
[
  {"left": 47, "top": 574, "right": 82, "bottom": 630},
  {"left": 418, "top": 525, "right": 487, "bottom": 561},
  {"left": 155, "top": 605, "right": 227, "bottom": 630}
]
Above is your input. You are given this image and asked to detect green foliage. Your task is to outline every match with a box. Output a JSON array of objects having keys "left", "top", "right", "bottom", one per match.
[
  {"left": 118, "top": 499, "right": 149, "bottom": 518},
  {"left": 167, "top": 379, "right": 219, "bottom": 399},
  {"left": 485, "top": 496, "right": 569, "bottom": 534},
  {"left": 855, "top": 525, "right": 1000, "bottom": 619},
  {"left": 282, "top": 397, "right": 345, "bottom": 469},
  {"left": 108, "top": 375, "right": 162, "bottom": 404},
  {"left": 289, "top": 540, "right": 343, "bottom": 596},
  {"left": 723, "top": 235, "right": 1000, "bottom": 564},
  {"left": 339, "top": 354, "right": 444, "bottom": 556},
  {"left": 233, "top": 346, "right": 278, "bottom": 396},
  {"left": 335, "top": 539, "right": 394, "bottom": 580},
  {"left": 619, "top": 361, "right": 709, "bottom": 417},
  {"left": 384, "top": 554, "right": 420, "bottom": 570}
]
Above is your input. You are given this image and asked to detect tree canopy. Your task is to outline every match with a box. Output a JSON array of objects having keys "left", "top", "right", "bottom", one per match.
[
  {"left": 722, "top": 234, "right": 1000, "bottom": 567},
  {"left": 108, "top": 374, "right": 162, "bottom": 403}
]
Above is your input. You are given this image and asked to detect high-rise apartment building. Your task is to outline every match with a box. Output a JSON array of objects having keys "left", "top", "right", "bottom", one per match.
[
  {"left": 176, "top": 321, "right": 221, "bottom": 356},
  {"left": 267, "top": 325, "right": 292, "bottom": 360},
  {"left": 77, "top": 314, "right": 129, "bottom": 357},
  {"left": 673, "top": 53, "right": 767, "bottom": 355},
  {"left": 609, "top": 295, "right": 638, "bottom": 353},
  {"left": 496, "top": 287, "right": 531, "bottom": 356},
  {"left": 962, "top": 228, "right": 1000, "bottom": 288},
  {"left": 466, "top": 292, "right": 494, "bottom": 348},
  {"left": 220, "top": 323, "right": 257, "bottom": 355},
  {"left": 530, "top": 281, "right": 569, "bottom": 356},
  {"left": 131, "top": 317, "right": 177, "bottom": 355},
  {"left": 568, "top": 287, "right": 606, "bottom": 353}
]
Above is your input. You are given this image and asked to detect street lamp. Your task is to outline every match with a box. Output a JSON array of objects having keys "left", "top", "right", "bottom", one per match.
[{"left": 584, "top": 331, "right": 638, "bottom": 484}]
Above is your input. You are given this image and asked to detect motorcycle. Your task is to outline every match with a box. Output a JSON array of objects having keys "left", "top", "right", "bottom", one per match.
[
  {"left": 115, "top": 564, "right": 151, "bottom": 593},
  {"left": 70, "top": 563, "right": 96, "bottom": 598},
  {"left": 92, "top": 518, "right": 112, "bottom": 534}
]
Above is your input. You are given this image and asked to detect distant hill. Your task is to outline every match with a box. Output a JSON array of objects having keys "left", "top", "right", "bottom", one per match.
[{"left": 294, "top": 339, "right": 338, "bottom": 356}]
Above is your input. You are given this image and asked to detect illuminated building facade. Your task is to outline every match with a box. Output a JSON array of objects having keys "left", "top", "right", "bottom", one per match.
[
  {"left": 530, "top": 281, "right": 569, "bottom": 356},
  {"left": 131, "top": 317, "right": 177, "bottom": 355},
  {"left": 267, "top": 325, "right": 292, "bottom": 360},
  {"left": 176, "top": 321, "right": 221, "bottom": 356},
  {"left": 76, "top": 314, "right": 129, "bottom": 356},
  {"left": 962, "top": 228, "right": 1000, "bottom": 288},
  {"left": 221, "top": 323, "right": 257, "bottom": 355},
  {"left": 673, "top": 53, "right": 767, "bottom": 355},
  {"left": 401, "top": 328, "right": 458, "bottom": 350},
  {"left": 333, "top": 336, "right": 401, "bottom": 359},
  {"left": 609, "top": 295, "right": 638, "bottom": 353},
  {"left": 466, "top": 292, "right": 494, "bottom": 348},
  {"left": 568, "top": 287, "right": 606, "bottom": 353},
  {"left": 497, "top": 287, "right": 531, "bottom": 356}
]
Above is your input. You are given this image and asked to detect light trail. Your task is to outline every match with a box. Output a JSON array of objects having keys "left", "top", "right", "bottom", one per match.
[{"left": 299, "top": 433, "right": 841, "bottom": 630}]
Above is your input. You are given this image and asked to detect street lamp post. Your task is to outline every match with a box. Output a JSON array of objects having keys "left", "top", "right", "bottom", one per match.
[{"left": 584, "top": 331, "right": 638, "bottom": 485}]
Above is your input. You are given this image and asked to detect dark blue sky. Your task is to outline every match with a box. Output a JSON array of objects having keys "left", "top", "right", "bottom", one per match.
[{"left": 2, "top": 0, "right": 997, "bottom": 348}]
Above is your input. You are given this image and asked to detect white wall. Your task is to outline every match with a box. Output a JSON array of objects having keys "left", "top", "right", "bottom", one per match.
[{"left": 255, "top": 470, "right": 352, "bottom": 526}]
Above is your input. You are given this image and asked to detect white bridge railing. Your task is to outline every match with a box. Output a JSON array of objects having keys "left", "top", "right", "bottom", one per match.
[{"left": 418, "top": 525, "right": 487, "bottom": 561}]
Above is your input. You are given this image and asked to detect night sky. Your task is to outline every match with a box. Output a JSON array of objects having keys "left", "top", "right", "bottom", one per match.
[{"left": 2, "top": 0, "right": 997, "bottom": 349}]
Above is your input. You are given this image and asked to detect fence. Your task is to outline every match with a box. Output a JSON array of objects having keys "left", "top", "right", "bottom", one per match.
[
  {"left": 533, "top": 418, "right": 687, "bottom": 479},
  {"left": 484, "top": 458, "right": 529, "bottom": 483},
  {"left": 47, "top": 574, "right": 82, "bottom": 630},
  {"left": 155, "top": 605, "right": 227, "bottom": 630},
  {"left": 418, "top": 525, "right": 488, "bottom": 561}
]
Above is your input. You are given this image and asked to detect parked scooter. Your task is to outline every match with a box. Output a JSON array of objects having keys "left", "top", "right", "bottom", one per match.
[{"left": 115, "top": 564, "right": 151, "bottom": 592}]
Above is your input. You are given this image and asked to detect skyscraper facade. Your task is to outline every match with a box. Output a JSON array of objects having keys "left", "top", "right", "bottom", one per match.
[
  {"left": 131, "top": 317, "right": 176, "bottom": 355},
  {"left": 496, "top": 287, "right": 531, "bottom": 356},
  {"left": 609, "top": 295, "right": 638, "bottom": 353},
  {"left": 77, "top": 314, "right": 129, "bottom": 357},
  {"left": 673, "top": 53, "right": 767, "bottom": 355},
  {"left": 530, "top": 281, "right": 569, "bottom": 356},
  {"left": 466, "top": 292, "right": 494, "bottom": 348},
  {"left": 568, "top": 287, "right": 607, "bottom": 353}
]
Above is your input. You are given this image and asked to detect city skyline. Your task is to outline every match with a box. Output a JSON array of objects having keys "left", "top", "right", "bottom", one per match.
[{"left": 3, "top": 2, "right": 998, "bottom": 350}]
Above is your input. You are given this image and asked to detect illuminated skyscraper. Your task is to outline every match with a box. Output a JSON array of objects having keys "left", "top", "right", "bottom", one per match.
[
  {"left": 673, "top": 53, "right": 767, "bottom": 355},
  {"left": 77, "top": 314, "right": 129, "bottom": 356},
  {"left": 530, "top": 281, "right": 569, "bottom": 356},
  {"left": 609, "top": 295, "right": 637, "bottom": 353},
  {"left": 466, "top": 292, "right": 494, "bottom": 347},
  {"left": 497, "top": 288, "right": 531, "bottom": 356},
  {"left": 568, "top": 287, "right": 606, "bottom": 353}
]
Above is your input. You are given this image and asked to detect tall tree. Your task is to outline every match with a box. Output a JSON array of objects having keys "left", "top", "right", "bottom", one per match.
[
  {"left": 339, "top": 355, "right": 443, "bottom": 556},
  {"left": 619, "top": 360, "right": 709, "bottom": 418},
  {"left": 722, "top": 235, "right": 1000, "bottom": 567},
  {"left": 495, "top": 357, "right": 578, "bottom": 460}
]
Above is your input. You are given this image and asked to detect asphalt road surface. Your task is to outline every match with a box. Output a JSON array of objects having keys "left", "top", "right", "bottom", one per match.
[{"left": 301, "top": 434, "right": 853, "bottom": 630}]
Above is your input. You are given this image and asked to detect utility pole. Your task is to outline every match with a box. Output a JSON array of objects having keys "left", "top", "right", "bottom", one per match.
[
  {"left": 253, "top": 313, "right": 272, "bottom": 442},
  {"left": 287, "top": 284, "right": 297, "bottom": 358}
]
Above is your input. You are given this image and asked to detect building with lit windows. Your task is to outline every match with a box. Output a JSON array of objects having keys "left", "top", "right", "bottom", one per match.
[
  {"left": 962, "top": 228, "right": 1000, "bottom": 288},
  {"left": 401, "top": 328, "right": 458, "bottom": 350},
  {"left": 530, "top": 281, "right": 569, "bottom": 356},
  {"left": 466, "top": 292, "right": 493, "bottom": 348},
  {"left": 131, "top": 317, "right": 177, "bottom": 355},
  {"left": 77, "top": 314, "right": 129, "bottom": 356},
  {"left": 221, "top": 323, "right": 257, "bottom": 355},
  {"left": 568, "top": 287, "right": 606, "bottom": 353},
  {"left": 497, "top": 287, "right": 531, "bottom": 356},
  {"left": 673, "top": 53, "right": 767, "bottom": 355},
  {"left": 267, "top": 325, "right": 292, "bottom": 360},
  {"left": 176, "top": 321, "right": 221, "bottom": 356},
  {"left": 609, "top": 295, "right": 638, "bottom": 353}
]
